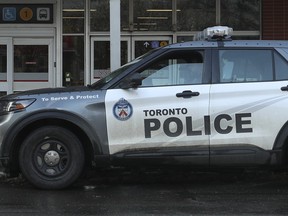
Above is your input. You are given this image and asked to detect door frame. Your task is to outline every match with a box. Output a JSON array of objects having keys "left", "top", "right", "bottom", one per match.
[
  {"left": 0, "top": 28, "right": 56, "bottom": 94},
  {"left": 0, "top": 37, "right": 13, "bottom": 94}
]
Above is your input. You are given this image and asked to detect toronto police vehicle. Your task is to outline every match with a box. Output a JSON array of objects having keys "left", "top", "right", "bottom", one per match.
[{"left": 1, "top": 26, "right": 288, "bottom": 189}]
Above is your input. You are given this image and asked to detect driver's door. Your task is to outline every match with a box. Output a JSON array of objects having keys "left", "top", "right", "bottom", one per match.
[{"left": 105, "top": 49, "right": 211, "bottom": 164}]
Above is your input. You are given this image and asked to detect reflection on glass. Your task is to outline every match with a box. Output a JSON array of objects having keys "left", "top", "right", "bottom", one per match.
[
  {"left": 275, "top": 51, "right": 288, "bottom": 80},
  {"left": 63, "top": 0, "right": 84, "bottom": 33},
  {"left": 0, "top": 45, "right": 7, "bottom": 81},
  {"left": 221, "top": 0, "right": 260, "bottom": 31},
  {"left": 90, "top": 0, "right": 129, "bottom": 32},
  {"left": 134, "top": 0, "right": 172, "bottom": 31},
  {"left": 94, "top": 41, "right": 110, "bottom": 78},
  {"left": 177, "top": 0, "right": 215, "bottom": 31},
  {"left": 219, "top": 50, "right": 273, "bottom": 83},
  {"left": 120, "top": 0, "right": 129, "bottom": 31},
  {"left": 90, "top": 0, "right": 110, "bottom": 31},
  {"left": 139, "top": 50, "right": 204, "bottom": 87},
  {"left": 93, "top": 41, "right": 127, "bottom": 79},
  {"left": 14, "top": 45, "right": 48, "bottom": 81},
  {"left": 63, "top": 36, "right": 84, "bottom": 86}
]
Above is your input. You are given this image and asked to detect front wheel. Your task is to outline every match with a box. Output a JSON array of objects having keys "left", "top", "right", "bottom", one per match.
[{"left": 19, "top": 126, "right": 85, "bottom": 189}]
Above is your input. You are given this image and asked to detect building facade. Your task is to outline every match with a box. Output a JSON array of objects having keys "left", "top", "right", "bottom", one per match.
[{"left": 0, "top": 0, "right": 287, "bottom": 95}]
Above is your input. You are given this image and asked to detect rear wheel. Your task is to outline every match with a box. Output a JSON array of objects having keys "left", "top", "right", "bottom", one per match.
[{"left": 19, "top": 126, "right": 85, "bottom": 189}]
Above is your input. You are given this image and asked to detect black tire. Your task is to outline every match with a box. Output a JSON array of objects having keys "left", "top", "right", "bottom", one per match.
[{"left": 19, "top": 126, "right": 85, "bottom": 189}]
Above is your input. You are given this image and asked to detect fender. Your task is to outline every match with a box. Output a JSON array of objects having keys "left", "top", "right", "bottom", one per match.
[{"left": 1, "top": 110, "right": 109, "bottom": 160}]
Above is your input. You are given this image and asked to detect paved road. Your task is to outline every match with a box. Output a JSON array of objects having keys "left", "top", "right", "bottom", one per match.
[{"left": 0, "top": 168, "right": 287, "bottom": 215}]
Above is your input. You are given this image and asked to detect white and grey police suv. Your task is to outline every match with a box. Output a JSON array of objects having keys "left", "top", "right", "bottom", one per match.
[{"left": 1, "top": 26, "right": 288, "bottom": 189}]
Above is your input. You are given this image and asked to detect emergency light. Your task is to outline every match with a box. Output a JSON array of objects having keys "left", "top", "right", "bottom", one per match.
[{"left": 194, "top": 26, "right": 233, "bottom": 41}]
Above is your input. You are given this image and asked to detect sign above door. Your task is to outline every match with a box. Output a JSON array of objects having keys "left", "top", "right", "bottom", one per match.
[{"left": 0, "top": 4, "right": 53, "bottom": 24}]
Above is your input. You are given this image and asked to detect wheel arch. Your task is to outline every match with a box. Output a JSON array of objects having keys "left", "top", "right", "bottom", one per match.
[
  {"left": 2, "top": 110, "right": 103, "bottom": 176},
  {"left": 273, "top": 121, "right": 288, "bottom": 165}
]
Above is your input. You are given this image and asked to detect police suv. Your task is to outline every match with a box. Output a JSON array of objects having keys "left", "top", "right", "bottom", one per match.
[{"left": 1, "top": 26, "right": 288, "bottom": 189}]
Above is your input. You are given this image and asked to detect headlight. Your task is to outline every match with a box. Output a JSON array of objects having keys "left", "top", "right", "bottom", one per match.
[{"left": 0, "top": 99, "right": 36, "bottom": 115}]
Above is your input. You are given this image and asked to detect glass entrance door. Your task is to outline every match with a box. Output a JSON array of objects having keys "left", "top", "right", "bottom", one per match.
[
  {"left": 13, "top": 38, "right": 54, "bottom": 92},
  {"left": 0, "top": 38, "right": 12, "bottom": 95},
  {"left": 91, "top": 37, "right": 130, "bottom": 83}
]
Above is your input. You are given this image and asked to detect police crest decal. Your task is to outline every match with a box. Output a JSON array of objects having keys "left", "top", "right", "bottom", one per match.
[{"left": 113, "top": 98, "right": 133, "bottom": 121}]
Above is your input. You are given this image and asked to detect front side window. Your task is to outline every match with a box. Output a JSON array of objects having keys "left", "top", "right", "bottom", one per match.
[
  {"left": 138, "top": 50, "right": 204, "bottom": 87},
  {"left": 219, "top": 50, "right": 273, "bottom": 83}
]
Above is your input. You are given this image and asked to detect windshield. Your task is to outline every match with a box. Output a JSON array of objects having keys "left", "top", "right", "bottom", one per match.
[{"left": 91, "top": 49, "right": 158, "bottom": 89}]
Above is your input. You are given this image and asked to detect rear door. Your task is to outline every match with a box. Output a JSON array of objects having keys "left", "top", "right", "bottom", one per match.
[
  {"left": 209, "top": 48, "right": 288, "bottom": 165},
  {"left": 105, "top": 49, "right": 211, "bottom": 164}
]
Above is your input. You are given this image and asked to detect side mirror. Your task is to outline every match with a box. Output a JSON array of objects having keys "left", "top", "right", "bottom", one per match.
[{"left": 119, "top": 73, "right": 142, "bottom": 89}]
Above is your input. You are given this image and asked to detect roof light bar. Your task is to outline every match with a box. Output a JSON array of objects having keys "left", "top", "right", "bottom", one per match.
[{"left": 194, "top": 26, "right": 233, "bottom": 41}]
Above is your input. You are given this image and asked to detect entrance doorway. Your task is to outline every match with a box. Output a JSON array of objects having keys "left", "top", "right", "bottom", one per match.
[
  {"left": 0, "top": 37, "right": 54, "bottom": 95},
  {"left": 90, "top": 36, "right": 171, "bottom": 83}
]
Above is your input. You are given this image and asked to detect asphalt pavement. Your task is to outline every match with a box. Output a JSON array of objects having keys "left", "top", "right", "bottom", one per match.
[{"left": 0, "top": 168, "right": 287, "bottom": 215}]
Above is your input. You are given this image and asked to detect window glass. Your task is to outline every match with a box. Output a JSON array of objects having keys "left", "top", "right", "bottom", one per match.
[
  {"left": 120, "top": 0, "right": 129, "bottom": 31},
  {"left": 93, "top": 41, "right": 128, "bottom": 79},
  {"left": 221, "top": 0, "right": 260, "bottom": 31},
  {"left": 63, "top": 0, "right": 84, "bottom": 33},
  {"left": 137, "top": 50, "right": 204, "bottom": 87},
  {"left": 90, "top": 0, "right": 109, "bottom": 31},
  {"left": 177, "top": 36, "right": 194, "bottom": 43},
  {"left": 0, "top": 45, "right": 7, "bottom": 81},
  {"left": 219, "top": 50, "right": 273, "bottom": 83},
  {"left": 94, "top": 49, "right": 158, "bottom": 89},
  {"left": 177, "top": 0, "right": 215, "bottom": 31},
  {"left": 63, "top": 36, "right": 84, "bottom": 86},
  {"left": 14, "top": 45, "right": 48, "bottom": 81},
  {"left": 275, "top": 52, "right": 288, "bottom": 80},
  {"left": 133, "top": 0, "right": 172, "bottom": 31}
]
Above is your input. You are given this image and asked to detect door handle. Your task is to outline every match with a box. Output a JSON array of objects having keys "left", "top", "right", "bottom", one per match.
[
  {"left": 281, "top": 85, "right": 288, "bottom": 91},
  {"left": 176, "top": 90, "right": 200, "bottom": 98}
]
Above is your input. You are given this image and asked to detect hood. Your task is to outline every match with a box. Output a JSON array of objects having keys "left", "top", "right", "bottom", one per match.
[{"left": 0, "top": 86, "right": 92, "bottom": 100}]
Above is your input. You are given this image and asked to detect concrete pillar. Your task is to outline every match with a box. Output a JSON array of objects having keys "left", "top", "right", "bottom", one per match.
[{"left": 110, "top": 0, "right": 121, "bottom": 71}]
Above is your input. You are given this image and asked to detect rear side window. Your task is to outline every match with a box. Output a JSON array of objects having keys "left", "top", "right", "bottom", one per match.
[
  {"left": 219, "top": 50, "right": 273, "bottom": 83},
  {"left": 275, "top": 52, "right": 288, "bottom": 80}
]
